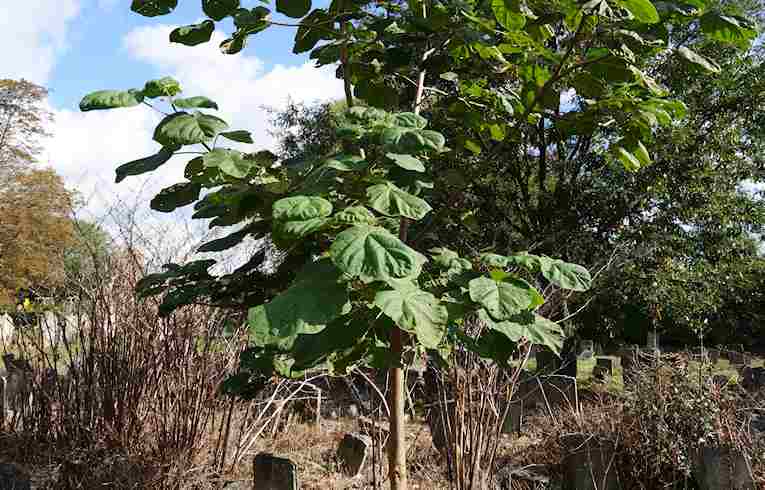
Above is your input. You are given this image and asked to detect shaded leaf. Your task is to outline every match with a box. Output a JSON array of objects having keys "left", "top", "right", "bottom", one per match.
[
  {"left": 618, "top": 0, "right": 659, "bottom": 23},
  {"left": 131, "top": 0, "right": 178, "bottom": 17},
  {"left": 273, "top": 196, "right": 333, "bottom": 221},
  {"left": 478, "top": 309, "right": 563, "bottom": 355},
  {"left": 170, "top": 20, "right": 215, "bottom": 46},
  {"left": 115, "top": 146, "right": 178, "bottom": 183},
  {"left": 539, "top": 258, "right": 592, "bottom": 292},
  {"left": 151, "top": 181, "right": 202, "bottom": 212},
  {"left": 202, "top": 148, "right": 253, "bottom": 179},
  {"left": 277, "top": 0, "right": 311, "bottom": 18},
  {"left": 333, "top": 206, "right": 377, "bottom": 225},
  {"left": 676, "top": 46, "right": 721, "bottom": 73},
  {"left": 203, "top": 0, "right": 240, "bottom": 20},
  {"left": 248, "top": 259, "right": 350, "bottom": 349}
]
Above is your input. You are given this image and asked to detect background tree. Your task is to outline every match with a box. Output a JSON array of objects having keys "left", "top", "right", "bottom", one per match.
[
  {"left": 62, "top": 219, "right": 113, "bottom": 296},
  {"left": 0, "top": 79, "right": 51, "bottom": 181},
  {"left": 0, "top": 169, "right": 75, "bottom": 304}
]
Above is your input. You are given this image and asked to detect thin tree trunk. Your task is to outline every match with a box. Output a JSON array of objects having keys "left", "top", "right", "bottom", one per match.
[
  {"left": 387, "top": 32, "right": 431, "bottom": 490},
  {"left": 388, "top": 327, "right": 408, "bottom": 489}
]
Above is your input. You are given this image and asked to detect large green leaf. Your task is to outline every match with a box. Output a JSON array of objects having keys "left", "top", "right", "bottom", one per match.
[
  {"left": 325, "top": 154, "right": 368, "bottom": 172},
  {"left": 151, "top": 182, "right": 202, "bottom": 212},
  {"left": 293, "top": 9, "right": 330, "bottom": 54},
  {"left": 154, "top": 112, "right": 229, "bottom": 146},
  {"left": 478, "top": 309, "right": 563, "bottom": 355},
  {"left": 142, "top": 77, "right": 182, "bottom": 98},
  {"left": 676, "top": 46, "right": 721, "bottom": 73},
  {"left": 277, "top": 0, "right": 311, "bottom": 18},
  {"left": 173, "top": 96, "right": 219, "bottom": 110},
  {"left": 131, "top": 0, "right": 178, "bottom": 16},
  {"left": 114, "top": 146, "right": 178, "bottom": 183},
  {"left": 333, "top": 206, "right": 377, "bottom": 225},
  {"left": 617, "top": 0, "right": 659, "bottom": 23},
  {"left": 248, "top": 259, "right": 350, "bottom": 349},
  {"left": 273, "top": 196, "right": 333, "bottom": 242},
  {"left": 80, "top": 90, "right": 143, "bottom": 111},
  {"left": 539, "top": 258, "right": 592, "bottom": 291},
  {"left": 330, "top": 225, "right": 425, "bottom": 282},
  {"left": 203, "top": 0, "right": 240, "bottom": 21},
  {"left": 374, "top": 285, "right": 447, "bottom": 348},
  {"left": 170, "top": 21, "right": 215, "bottom": 46},
  {"left": 492, "top": 0, "right": 525, "bottom": 30},
  {"left": 202, "top": 149, "right": 253, "bottom": 178},
  {"left": 367, "top": 182, "right": 432, "bottom": 220},
  {"left": 468, "top": 275, "right": 544, "bottom": 320},
  {"left": 386, "top": 153, "right": 425, "bottom": 172},
  {"left": 392, "top": 112, "right": 427, "bottom": 129},
  {"left": 700, "top": 12, "right": 756, "bottom": 47},
  {"left": 273, "top": 196, "right": 332, "bottom": 221}
]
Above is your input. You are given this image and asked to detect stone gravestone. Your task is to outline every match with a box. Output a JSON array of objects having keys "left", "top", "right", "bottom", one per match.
[
  {"left": 579, "top": 340, "right": 594, "bottom": 360},
  {"left": 708, "top": 349, "right": 720, "bottom": 365},
  {"left": 510, "top": 375, "right": 578, "bottom": 433},
  {"left": 0, "top": 314, "right": 14, "bottom": 344},
  {"left": 593, "top": 358, "right": 614, "bottom": 380},
  {"left": 336, "top": 433, "right": 370, "bottom": 477},
  {"left": 536, "top": 349, "right": 560, "bottom": 373},
  {"left": 253, "top": 453, "right": 298, "bottom": 490},
  {"left": 646, "top": 330, "right": 660, "bottom": 352},
  {"left": 740, "top": 367, "right": 765, "bottom": 392},
  {"left": 693, "top": 446, "right": 755, "bottom": 490},
  {"left": 618, "top": 347, "right": 640, "bottom": 384},
  {"left": 727, "top": 351, "right": 750, "bottom": 367},
  {"left": 0, "top": 463, "right": 31, "bottom": 490},
  {"left": 560, "top": 434, "right": 619, "bottom": 490}
]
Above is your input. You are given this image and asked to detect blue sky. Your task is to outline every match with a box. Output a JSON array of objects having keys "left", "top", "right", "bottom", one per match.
[
  {"left": 1, "top": 0, "right": 343, "bottom": 232},
  {"left": 46, "top": 1, "right": 320, "bottom": 109}
]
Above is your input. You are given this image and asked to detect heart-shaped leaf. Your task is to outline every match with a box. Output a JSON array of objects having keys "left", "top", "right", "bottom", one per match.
[
  {"left": 80, "top": 90, "right": 143, "bottom": 111},
  {"left": 469, "top": 275, "right": 544, "bottom": 320},
  {"left": 154, "top": 112, "right": 229, "bottom": 146},
  {"left": 367, "top": 182, "right": 432, "bottom": 220},
  {"left": 330, "top": 225, "right": 425, "bottom": 281},
  {"left": 375, "top": 285, "right": 447, "bottom": 348},
  {"left": 170, "top": 21, "right": 215, "bottom": 46}
]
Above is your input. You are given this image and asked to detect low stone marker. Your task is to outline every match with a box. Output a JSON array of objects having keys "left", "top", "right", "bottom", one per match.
[
  {"left": 0, "top": 463, "right": 31, "bottom": 490},
  {"left": 593, "top": 358, "right": 614, "bottom": 380},
  {"left": 740, "top": 367, "right": 765, "bottom": 392},
  {"left": 560, "top": 434, "right": 619, "bottom": 490},
  {"left": 336, "top": 433, "right": 370, "bottom": 476},
  {"left": 708, "top": 349, "right": 720, "bottom": 364},
  {"left": 727, "top": 351, "right": 750, "bottom": 367},
  {"left": 646, "top": 331, "right": 660, "bottom": 352},
  {"left": 579, "top": 340, "right": 594, "bottom": 359},
  {"left": 253, "top": 453, "right": 298, "bottom": 490},
  {"left": 693, "top": 446, "right": 755, "bottom": 490},
  {"left": 509, "top": 375, "right": 578, "bottom": 433}
]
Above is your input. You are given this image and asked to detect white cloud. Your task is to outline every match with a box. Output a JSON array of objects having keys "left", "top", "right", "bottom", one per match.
[
  {"left": 42, "top": 23, "right": 344, "bottom": 249},
  {"left": 0, "top": 0, "right": 80, "bottom": 84},
  {"left": 123, "top": 24, "right": 343, "bottom": 147}
]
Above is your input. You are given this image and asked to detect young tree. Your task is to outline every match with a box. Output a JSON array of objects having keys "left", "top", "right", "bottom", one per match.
[{"left": 83, "top": 0, "right": 755, "bottom": 487}]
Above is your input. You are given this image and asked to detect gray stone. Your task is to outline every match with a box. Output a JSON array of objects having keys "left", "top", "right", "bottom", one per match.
[
  {"left": 336, "top": 433, "right": 370, "bottom": 477},
  {"left": 511, "top": 375, "right": 578, "bottom": 433},
  {"left": 593, "top": 358, "right": 614, "bottom": 380},
  {"left": 646, "top": 331, "right": 660, "bottom": 352},
  {"left": 740, "top": 367, "right": 765, "bottom": 392},
  {"left": 578, "top": 350, "right": 594, "bottom": 360},
  {"left": 560, "top": 434, "right": 619, "bottom": 490},
  {"left": 346, "top": 403, "right": 359, "bottom": 418},
  {"left": 693, "top": 446, "right": 755, "bottom": 490},
  {"left": 727, "top": 351, "right": 750, "bottom": 367},
  {"left": 0, "top": 463, "right": 31, "bottom": 490},
  {"left": 580, "top": 340, "right": 594, "bottom": 352},
  {"left": 253, "top": 454, "right": 298, "bottom": 490}
]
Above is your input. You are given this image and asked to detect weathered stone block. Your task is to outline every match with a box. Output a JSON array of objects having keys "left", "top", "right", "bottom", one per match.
[
  {"left": 593, "top": 358, "right": 614, "bottom": 380},
  {"left": 336, "top": 433, "right": 370, "bottom": 477},
  {"left": 693, "top": 446, "right": 755, "bottom": 490},
  {"left": 253, "top": 453, "right": 298, "bottom": 490},
  {"left": 560, "top": 434, "right": 619, "bottom": 490}
]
